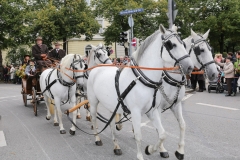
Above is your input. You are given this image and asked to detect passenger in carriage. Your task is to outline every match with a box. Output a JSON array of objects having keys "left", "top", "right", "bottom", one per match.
[
  {"left": 32, "top": 36, "right": 52, "bottom": 70},
  {"left": 49, "top": 42, "right": 66, "bottom": 61},
  {"left": 25, "top": 60, "right": 36, "bottom": 76}
]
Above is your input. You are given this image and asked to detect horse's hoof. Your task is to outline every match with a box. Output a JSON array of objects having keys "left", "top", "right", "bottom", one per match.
[
  {"left": 76, "top": 115, "right": 81, "bottom": 119},
  {"left": 69, "top": 129, "right": 75, "bottom": 135},
  {"left": 116, "top": 125, "right": 121, "bottom": 131},
  {"left": 145, "top": 145, "right": 151, "bottom": 155},
  {"left": 86, "top": 116, "right": 91, "bottom": 121},
  {"left": 46, "top": 116, "right": 51, "bottom": 120},
  {"left": 54, "top": 122, "right": 59, "bottom": 126},
  {"left": 95, "top": 140, "right": 103, "bottom": 146},
  {"left": 160, "top": 152, "right": 169, "bottom": 158},
  {"left": 60, "top": 130, "right": 66, "bottom": 134},
  {"left": 175, "top": 151, "right": 184, "bottom": 160},
  {"left": 114, "top": 149, "right": 122, "bottom": 155}
]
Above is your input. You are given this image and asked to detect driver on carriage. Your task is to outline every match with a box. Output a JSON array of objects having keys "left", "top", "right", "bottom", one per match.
[
  {"left": 48, "top": 42, "right": 66, "bottom": 61},
  {"left": 32, "top": 36, "right": 52, "bottom": 71}
]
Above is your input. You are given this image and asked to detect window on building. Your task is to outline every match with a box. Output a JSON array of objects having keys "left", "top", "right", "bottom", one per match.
[{"left": 97, "top": 19, "right": 104, "bottom": 34}]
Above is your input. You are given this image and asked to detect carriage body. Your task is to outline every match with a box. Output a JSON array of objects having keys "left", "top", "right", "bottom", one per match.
[{"left": 21, "top": 73, "right": 43, "bottom": 116}]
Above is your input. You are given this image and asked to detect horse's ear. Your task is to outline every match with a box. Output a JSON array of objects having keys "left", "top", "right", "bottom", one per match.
[
  {"left": 90, "top": 45, "right": 96, "bottom": 50},
  {"left": 172, "top": 24, "right": 178, "bottom": 32},
  {"left": 191, "top": 29, "right": 198, "bottom": 37},
  {"left": 74, "top": 54, "right": 76, "bottom": 59},
  {"left": 202, "top": 29, "right": 210, "bottom": 39},
  {"left": 159, "top": 24, "right": 166, "bottom": 34},
  {"left": 98, "top": 43, "right": 103, "bottom": 48}
]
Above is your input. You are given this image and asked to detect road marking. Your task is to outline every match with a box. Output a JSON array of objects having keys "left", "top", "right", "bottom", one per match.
[
  {"left": 196, "top": 103, "right": 239, "bottom": 111},
  {"left": 182, "top": 94, "right": 193, "bottom": 101},
  {"left": 0, "top": 95, "right": 21, "bottom": 99},
  {"left": 0, "top": 131, "right": 7, "bottom": 147}
]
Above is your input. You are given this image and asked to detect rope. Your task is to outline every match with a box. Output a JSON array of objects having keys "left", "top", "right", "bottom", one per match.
[{"left": 65, "top": 64, "right": 179, "bottom": 73}]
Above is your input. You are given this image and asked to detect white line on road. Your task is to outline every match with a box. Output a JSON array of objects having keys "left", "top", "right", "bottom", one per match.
[
  {"left": 0, "top": 131, "right": 7, "bottom": 147},
  {"left": 182, "top": 94, "right": 193, "bottom": 101},
  {"left": 0, "top": 95, "right": 21, "bottom": 99},
  {"left": 196, "top": 103, "right": 239, "bottom": 111}
]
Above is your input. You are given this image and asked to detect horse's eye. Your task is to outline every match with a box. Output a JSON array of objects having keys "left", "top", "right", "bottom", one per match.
[
  {"left": 173, "top": 43, "right": 177, "bottom": 47},
  {"left": 201, "top": 49, "right": 204, "bottom": 52}
]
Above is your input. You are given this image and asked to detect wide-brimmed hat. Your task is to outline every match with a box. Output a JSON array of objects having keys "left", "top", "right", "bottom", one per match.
[
  {"left": 54, "top": 42, "right": 61, "bottom": 46},
  {"left": 35, "top": 36, "right": 43, "bottom": 41}
]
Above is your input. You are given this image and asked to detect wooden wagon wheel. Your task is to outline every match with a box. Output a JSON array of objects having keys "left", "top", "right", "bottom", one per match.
[{"left": 32, "top": 87, "right": 37, "bottom": 116}]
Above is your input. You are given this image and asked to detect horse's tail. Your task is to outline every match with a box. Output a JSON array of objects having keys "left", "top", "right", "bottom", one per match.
[{"left": 47, "top": 97, "right": 55, "bottom": 115}]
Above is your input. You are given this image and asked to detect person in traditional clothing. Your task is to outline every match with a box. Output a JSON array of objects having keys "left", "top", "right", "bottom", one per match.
[
  {"left": 25, "top": 60, "right": 36, "bottom": 76},
  {"left": 32, "top": 36, "right": 52, "bottom": 70},
  {"left": 49, "top": 42, "right": 66, "bottom": 61},
  {"left": 23, "top": 54, "right": 31, "bottom": 65}
]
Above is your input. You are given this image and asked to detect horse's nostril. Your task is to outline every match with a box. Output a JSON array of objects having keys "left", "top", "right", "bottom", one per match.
[
  {"left": 187, "top": 66, "right": 193, "bottom": 73},
  {"left": 212, "top": 73, "right": 216, "bottom": 78}
]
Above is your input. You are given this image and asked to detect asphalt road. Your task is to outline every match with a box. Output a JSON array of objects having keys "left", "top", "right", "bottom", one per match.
[{"left": 0, "top": 83, "right": 239, "bottom": 160}]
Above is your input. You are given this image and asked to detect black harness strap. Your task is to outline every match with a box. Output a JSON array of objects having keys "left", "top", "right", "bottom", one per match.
[{"left": 66, "top": 69, "right": 136, "bottom": 135}]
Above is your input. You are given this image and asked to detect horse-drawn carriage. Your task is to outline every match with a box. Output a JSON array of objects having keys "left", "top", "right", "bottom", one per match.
[{"left": 21, "top": 73, "right": 44, "bottom": 116}]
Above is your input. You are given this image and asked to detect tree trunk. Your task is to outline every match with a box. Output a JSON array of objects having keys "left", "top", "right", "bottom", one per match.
[
  {"left": 219, "top": 33, "right": 224, "bottom": 54},
  {"left": 232, "top": 44, "right": 235, "bottom": 54},
  {"left": 63, "top": 37, "right": 67, "bottom": 53},
  {"left": 0, "top": 49, "right": 3, "bottom": 79}
]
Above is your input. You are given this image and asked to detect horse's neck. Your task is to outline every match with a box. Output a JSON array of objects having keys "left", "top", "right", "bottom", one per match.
[
  {"left": 134, "top": 35, "right": 163, "bottom": 82},
  {"left": 60, "top": 68, "right": 74, "bottom": 83},
  {"left": 87, "top": 51, "right": 97, "bottom": 75}
]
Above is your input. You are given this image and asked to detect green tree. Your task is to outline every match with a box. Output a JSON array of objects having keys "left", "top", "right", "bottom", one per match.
[
  {"left": 5, "top": 47, "right": 31, "bottom": 65},
  {"left": 26, "top": 0, "right": 100, "bottom": 50},
  {"left": 92, "top": 0, "right": 168, "bottom": 45},
  {"left": 0, "top": 0, "right": 30, "bottom": 74}
]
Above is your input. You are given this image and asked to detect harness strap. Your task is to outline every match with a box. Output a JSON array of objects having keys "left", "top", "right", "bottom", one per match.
[{"left": 66, "top": 69, "right": 137, "bottom": 135}]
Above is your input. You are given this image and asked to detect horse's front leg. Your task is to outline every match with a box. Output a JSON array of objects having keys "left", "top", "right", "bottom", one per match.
[
  {"left": 171, "top": 102, "right": 185, "bottom": 160},
  {"left": 55, "top": 97, "right": 66, "bottom": 134},
  {"left": 145, "top": 109, "right": 168, "bottom": 158},
  {"left": 115, "top": 114, "right": 123, "bottom": 131},
  {"left": 70, "top": 95, "right": 77, "bottom": 135},
  {"left": 131, "top": 109, "right": 144, "bottom": 160}
]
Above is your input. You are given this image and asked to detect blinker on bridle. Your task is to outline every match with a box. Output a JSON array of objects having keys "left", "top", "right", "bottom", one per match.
[
  {"left": 94, "top": 47, "right": 110, "bottom": 64},
  {"left": 190, "top": 36, "right": 215, "bottom": 70},
  {"left": 161, "top": 32, "right": 190, "bottom": 67}
]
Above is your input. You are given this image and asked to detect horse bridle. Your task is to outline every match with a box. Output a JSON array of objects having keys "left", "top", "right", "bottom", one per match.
[
  {"left": 94, "top": 47, "right": 110, "bottom": 64},
  {"left": 161, "top": 31, "right": 190, "bottom": 67},
  {"left": 70, "top": 54, "right": 86, "bottom": 80},
  {"left": 189, "top": 36, "right": 215, "bottom": 70}
]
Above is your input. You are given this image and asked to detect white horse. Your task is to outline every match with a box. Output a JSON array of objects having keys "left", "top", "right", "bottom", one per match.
[
  {"left": 76, "top": 44, "right": 112, "bottom": 120},
  {"left": 87, "top": 24, "right": 194, "bottom": 160},
  {"left": 40, "top": 54, "right": 86, "bottom": 134},
  {"left": 146, "top": 29, "right": 219, "bottom": 160}
]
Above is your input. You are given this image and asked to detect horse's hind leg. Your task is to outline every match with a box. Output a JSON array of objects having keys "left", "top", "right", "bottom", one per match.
[
  {"left": 44, "top": 95, "right": 51, "bottom": 120},
  {"left": 115, "top": 114, "right": 123, "bottom": 131},
  {"left": 171, "top": 102, "right": 185, "bottom": 160},
  {"left": 109, "top": 114, "right": 122, "bottom": 155},
  {"left": 131, "top": 110, "right": 144, "bottom": 160},
  {"left": 145, "top": 109, "right": 168, "bottom": 158}
]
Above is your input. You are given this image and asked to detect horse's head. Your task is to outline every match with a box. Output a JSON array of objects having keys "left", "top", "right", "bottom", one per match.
[
  {"left": 186, "top": 29, "right": 218, "bottom": 81},
  {"left": 89, "top": 43, "right": 112, "bottom": 65},
  {"left": 160, "top": 24, "right": 193, "bottom": 75},
  {"left": 61, "top": 54, "right": 86, "bottom": 86}
]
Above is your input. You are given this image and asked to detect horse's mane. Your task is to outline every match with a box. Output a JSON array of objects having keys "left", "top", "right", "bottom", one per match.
[
  {"left": 134, "top": 30, "right": 161, "bottom": 63},
  {"left": 61, "top": 54, "right": 75, "bottom": 70}
]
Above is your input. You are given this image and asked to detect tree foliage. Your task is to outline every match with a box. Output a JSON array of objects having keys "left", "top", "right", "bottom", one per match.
[{"left": 25, "top": 0, "right": 100, "bottom": 49}]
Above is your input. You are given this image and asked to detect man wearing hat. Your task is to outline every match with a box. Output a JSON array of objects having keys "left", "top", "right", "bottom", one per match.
[
  {"left": 32, "top": 36, "right": 52, "bottom": 70},
  {"left": 49, "top": 42, "right": 66, "bottom": 61}
]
